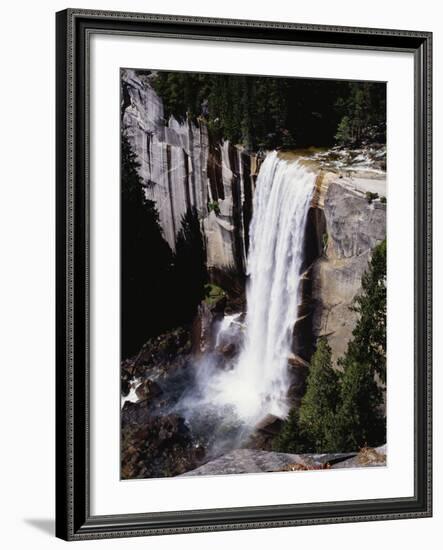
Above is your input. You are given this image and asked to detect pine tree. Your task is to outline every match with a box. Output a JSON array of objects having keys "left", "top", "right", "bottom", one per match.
[
  {"left": 335, "top": 358, "right": 385, "bottom": 452},
  {"left": 347, "top": 239, "right": 387, "bottom": 382},
  {"left": 335, "top": 116, "right": 352, "bottom": 145},
  {"left": 297, "top": 338, "right": 340, "bottom": 453},
  {"left": 333, "top": 239, "right": 387, "bottom": 450},
  {"left": 272, "top": 407, "right": 307, "bottom": 454}
]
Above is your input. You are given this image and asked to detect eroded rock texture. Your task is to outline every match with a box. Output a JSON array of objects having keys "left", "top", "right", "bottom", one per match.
[
  {"left": 121, "top": 69, "right": 259, "bottom": 275},
  {"left": 180, "top": 448, "right": 360, "bottom": 476},
  {"left": 309, "top": 175, "right": 386, "bottom": 360}
]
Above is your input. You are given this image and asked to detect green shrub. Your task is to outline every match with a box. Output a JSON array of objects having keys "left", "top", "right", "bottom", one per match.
[
  {"left": 335, "top": 116, "right": 352, "bottom": 145},
  {"left": 322, "top": 232, "right": 329, "bottom": 254},
  {"left": 365, "top": 191, "right": 379, "bottom": 204},
  {"left": 204, "top": 283, "right": 225, "bottom": 306},
  {"left": 208, "top": 200, "right": 220, "bottom": 215}
]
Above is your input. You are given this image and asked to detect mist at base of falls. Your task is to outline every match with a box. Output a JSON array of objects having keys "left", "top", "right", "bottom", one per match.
[{"left": 175, "top": 151, "right": 316, "bottom": 456}]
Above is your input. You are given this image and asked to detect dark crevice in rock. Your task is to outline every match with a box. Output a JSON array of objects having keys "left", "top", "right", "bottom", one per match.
[
  {"left": 207, "top": 141, "right": 224, "bottom": 201},
  {"left": 166, "top": 144, "right": 176, "bottom": 237},
  {"left": 240, "top": 151, "right": 253, "bottom": 256},
  {"left": 187, "top": 120, "right": 198, "bottom": 205},
  {"left": 121, "top": 80, "right": 131, "bottom": 120},
  {"left": 229, "top": 144, "right": 246, "bottom": 275},
  {"left": 183, "top": 149, "right": 191, "bottom": 211},
  {"left": 293, "top": 206, "right": 327, "bottom": 362}
]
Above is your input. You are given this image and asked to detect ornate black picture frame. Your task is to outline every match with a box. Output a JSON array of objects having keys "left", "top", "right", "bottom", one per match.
[{"left": 56, "top": 8, "right": 432, "bottom": 541}]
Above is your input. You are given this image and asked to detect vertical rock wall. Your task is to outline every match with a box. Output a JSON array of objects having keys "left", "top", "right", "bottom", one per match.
[
  {"left": 121, "top": 69, "right": 258, "bottom": 276},
  {"left": 302, "top": 174, "right": 387, "bottom": 361}
]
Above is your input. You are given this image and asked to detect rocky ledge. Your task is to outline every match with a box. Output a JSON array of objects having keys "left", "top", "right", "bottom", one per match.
[{"left": 181, "top": 446, "right": 386, "bottom": 476}]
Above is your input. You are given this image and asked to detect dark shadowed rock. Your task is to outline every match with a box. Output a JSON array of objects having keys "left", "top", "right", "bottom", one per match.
[
  {"left": 136, "top": 379, "right": 162, "bottom": 402},
  {"left": 245, "top": 414, "right": 283, "bottom": 451},
  {"left": 121, "top": 413, "right": 205, "bottom": 479},
  {"left": 122, "top": 327, "right": 192, "bottom": 378},
  {"left": 121, "top": 377, "right": 130, "bottom": 397},
  {"left": 121, "top": 399, "right": 151, "bottom": 426},
  {"left": 288, "top": 355, "right": 310, "bottom": 370},
  {"left": 287, "top": 355, "right": 309, "bottom": 407},
  {"left": 216, "top": 342, "right": 237, "bottom": 359},
  {"left": 255, "top": 414, "right": 284, "bottom": 435},
  {"left": 247, "top": 415, "right": 284, "bottom": 450}
]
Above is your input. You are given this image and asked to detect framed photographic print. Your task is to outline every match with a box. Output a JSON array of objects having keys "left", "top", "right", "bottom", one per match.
[{"left": 55, "top": 9, "right": 432, "bottom": 541}]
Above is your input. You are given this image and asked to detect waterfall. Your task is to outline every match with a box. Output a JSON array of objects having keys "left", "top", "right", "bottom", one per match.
[{"left": 194, "top": 152, "right": 315, "bottom": 427}]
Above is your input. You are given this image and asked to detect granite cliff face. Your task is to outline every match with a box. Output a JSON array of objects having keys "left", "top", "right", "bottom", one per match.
[
  {"left": 303, "top": 173, "right": 386, "bottom": 360},
  {"left": 121, "top": 69, "right": 259, "bottom": 275}
]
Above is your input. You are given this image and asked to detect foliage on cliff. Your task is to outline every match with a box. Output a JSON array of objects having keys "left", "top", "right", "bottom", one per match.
[
  {"left": 345, "top": 239, "right": 387, "bottom": 382},
  {"left": 151, "top": 70, "right": 386, "bottom": 150},
  {"left": 274, "top": 240, "right": 387, "bottom": 454},
  {"left": 121, "top": 134, "right": 207, "bottom": 358}
]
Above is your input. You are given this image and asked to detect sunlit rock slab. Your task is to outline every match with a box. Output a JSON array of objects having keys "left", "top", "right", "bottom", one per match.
[{"left": 181, "top": 448, "right": 356, "bottom": 476}]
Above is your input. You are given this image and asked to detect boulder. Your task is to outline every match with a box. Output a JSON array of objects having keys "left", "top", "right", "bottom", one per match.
[
  {"left": 246, "top": 415, "right": 284, "bottom": 451},
  {"left": 255, "top": 414, "right": 284, "bottom": 436}
]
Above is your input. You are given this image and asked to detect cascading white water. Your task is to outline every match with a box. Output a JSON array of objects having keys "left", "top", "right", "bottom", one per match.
[{"left": 201, "top": 151, "right": 316, "bottom": 425}]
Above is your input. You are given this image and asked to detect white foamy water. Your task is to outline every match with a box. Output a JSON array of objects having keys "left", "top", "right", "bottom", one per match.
[
  {"left": 121, "top": 377, "right": 141, "bottom": 409},
  {"left": 215, "top": 313, "right": 243, "bottom": 349},
  {"left": 199, "top": 152, "right": 315, "bottom": 424}
]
